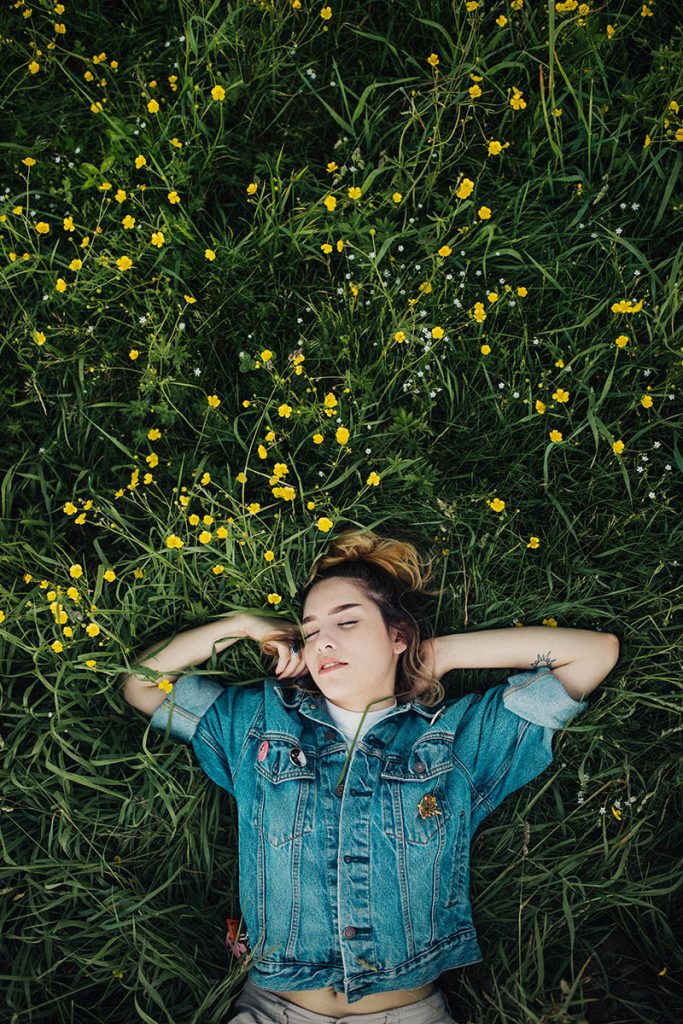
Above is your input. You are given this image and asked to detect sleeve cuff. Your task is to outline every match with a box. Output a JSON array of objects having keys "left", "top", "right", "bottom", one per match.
[
  {"left": 503, "top": 668, "right": 590, "bottom": 730},
  {"left": 149, "top": 673, "right": 225, "bottom": 743}
]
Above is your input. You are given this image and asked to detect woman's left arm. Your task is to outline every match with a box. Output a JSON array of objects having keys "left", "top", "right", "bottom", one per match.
[{"left": 423, "top": 627, "right": 620, "bottom": 702}]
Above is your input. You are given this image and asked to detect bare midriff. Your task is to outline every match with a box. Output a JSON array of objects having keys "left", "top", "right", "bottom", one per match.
[{"left": 273, "top": 981, "right": 436, "bottom": 1018}]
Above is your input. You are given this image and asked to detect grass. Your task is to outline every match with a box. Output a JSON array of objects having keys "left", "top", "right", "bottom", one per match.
[{"left": 1, "top": 1, "right": 682, "bottom": 1022}]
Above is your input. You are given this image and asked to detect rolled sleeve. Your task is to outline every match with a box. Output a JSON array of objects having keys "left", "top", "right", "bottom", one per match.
[
  {"left": 149, "top": 673, "right": 225, "bottom": 743},
  {"left": 503, "top": 668, "right": 589, "bottom": 730}
]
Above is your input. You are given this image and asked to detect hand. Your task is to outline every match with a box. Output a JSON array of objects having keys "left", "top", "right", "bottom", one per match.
[
  {"left": 417, "top": 637, "right": 443, "bottom": 681},
  {"left": 241, "top": 614, "right": 310, "bottom": 681}
]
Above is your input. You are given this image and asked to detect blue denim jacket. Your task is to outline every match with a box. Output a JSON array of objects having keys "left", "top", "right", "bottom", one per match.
[{"left": 147, "top": 668, "right": 589, "bottom": 1003}]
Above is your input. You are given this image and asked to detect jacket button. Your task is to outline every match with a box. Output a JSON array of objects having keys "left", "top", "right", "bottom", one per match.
[
  {"left": 343, "top": 926, "right": 356, "bottom": 939},
  {"left": 325, "top": 730, "right": 336, "bottom": 741},
  {"left": 344, "top": 855, "right": 351, "bottom": 863},
  {"left": 335, "top": 783, "right": 344, "bottom": 797},
  {"left": 414, "top": 761, "right": 426, "bottom": 774}
]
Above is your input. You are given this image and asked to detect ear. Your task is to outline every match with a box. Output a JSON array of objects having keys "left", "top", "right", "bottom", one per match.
[{"left": 390, "top": 624, "right": 409, "bottom": 656}]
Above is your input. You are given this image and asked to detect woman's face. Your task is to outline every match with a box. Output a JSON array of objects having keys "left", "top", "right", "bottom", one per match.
[{"left": 300, "top": 577, "right": 407, "bottom": 712}]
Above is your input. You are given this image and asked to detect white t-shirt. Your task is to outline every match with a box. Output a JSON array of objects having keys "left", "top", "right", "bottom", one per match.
[{"left": 323, "top": 695, "right": 397, "bottom": 749}]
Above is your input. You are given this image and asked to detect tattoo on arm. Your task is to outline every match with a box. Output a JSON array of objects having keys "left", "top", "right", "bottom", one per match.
[{"left": 530, "top": 651, "right": 557, "bottom": 669}]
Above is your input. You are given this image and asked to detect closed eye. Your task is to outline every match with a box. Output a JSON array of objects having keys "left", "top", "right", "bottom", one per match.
[{"left": 303, "top": 620, "right": 357, "bottom": 642}]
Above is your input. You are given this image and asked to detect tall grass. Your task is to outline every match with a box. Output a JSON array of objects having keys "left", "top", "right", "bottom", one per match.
[{"left": 1, "top": 1, "right": 681, "bottom": 1021}]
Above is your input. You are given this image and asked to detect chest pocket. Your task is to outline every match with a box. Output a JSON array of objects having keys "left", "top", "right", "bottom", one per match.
[
  {"left": 251, "top": 737, "right": 317, "bottom": 847},
  {"left": 380, "top": 739, "right": 454, "bottom": 844}
]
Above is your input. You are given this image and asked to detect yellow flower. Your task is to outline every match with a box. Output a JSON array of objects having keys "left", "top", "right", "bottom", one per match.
[
  {"left": 612, "top": 439, "right": 625, "bottom": 454},
  {"left": 615, "top": 334, "right": 629, "bottom": 348},
  {"left": 54, "top": 23, "right": 66, "bottom": 34},
  {"left": 394, "top": 330, "right": 406, "bottom": 343},
  {"left": 527, "top": 536, "right": 540, "bottom": 549},
  {"left": 216, "top": 526, "right": 228, "bottom": 539},
  {"left": 104, "top": 569, "right": 116, "bottom": 582},
  {"left": 367, "top": 471, "right": 381, "bottom": 486},
  {"left": 56, "top": 278, "right": 67, "bottom": 292},
  {"left": 317, "top": 517, "right": 334, "bottom": 532},
  {"left": 211, "top": 84, "right": 226, "bottom": 101},
  {"left": 63, "top": 216, "right": 75, "bottom": 231},
  {"left": 115, "top": 189, "right": 127, "bottom": 203},
  {"left": 641, "top": 395, "right": 653, "bottom": 408},
  {"left": 481, "top": 344, "right": 491, "bottom": 355},
  {"left": 199, "top": 531, "right": 212, "bottom": 544},
  {"left": 549, "top": 430, "right": 563, "bottom": 442},
  {"left": 0, "top": 610, "right": 5, "bottom": 623},
  {"left": 170, "top": 137, "right": 183, "bottom": 147},
  {"left": 188, "top": 514, "right": 200, "bottom": 526},
  {"left": 151, "top": 231, "right": 165, "bottom": 247},
  {"left": 553, "top": 388, "right": 569, "bottom": 403},
  {"left": 135, "top": 154, "right": 147, "bottom": 169},
  {"left": 51, "top": 640, "right": 64, "bottom": 653},
  {"left": 147, "top": 99, "right": 160, "bottom": 114},
  {"left": 392, "top": 192, "right": 402, "bottom": 203},
  {"left": 35, "top": 221, "right": 50, "bottom": 234},
  {"left": 184, "top": 294, "right": 196, "bottom": 304},
  {"left": 212, "top": 565, "right": 225, "bottom": 575},
  {"left": 34, "top": 330, "right": 46, "bottom": 346},
  {"left": 69, "top": 258, "right": 82, "bottom": 271},
  {"left": 335, "top": 426, "right": 350, "bottom": 444},
  {"left": 437, "top": 245, "right": 452, "bottom": 257},
  {"left": 116, "top": 255, "right": 133, "bottom": 270},
  {"left": 28, "top": 61, "right": 40, "bottom": 74},
  {"left": 469, "top": 84, "right": 482, "bottom": 99},
  {"left": 496, "top": 14, "right": 508, "bottom": 26},
  {"left": 509, "top": 87, "right": 527, "bottom": 110},
  {"left": 471, "top": 302, "right": 487, "bottom": 322},
  {"left": 122, "top": 215, "right": 136, "bottom": 229},
  {"left": 86, "top": 623, "right": 100, "bottom": 637},
  {"left": 456, "top": 177, "right": 475, "bottom": 199},
  {"left": 167, "top": 190, "right": 181, "bottom": 204},
  {"left": 427, "top": 53, "right": 440, "bottom": 68},
  {"left": 348, "top": 186, "right": 362, "bottom": 199},
  {"left": 166, "top": 534, "right": 184, "bottom": 548},
  {"left": 260, "top": 349, "right": 273, "bottom": 362},
  {"left": 246, "top": 182, "right": 258, "bottom": 194},
  {"left": 517, "top": 285, "right": 528, "bottom": 297},
  {"left": 431, "top": 326, "right": 444, "bottom": 339},
  {"left": 207, "top": 394, "right": 221, "bottom": 408},
  {"left": 157, "top": 678, "right": 174, "bottom": 693},
  {"left": 129, "top": 349, "right": 139, "bottom": 360},
  {"left": 488, "top": 497, "right": 506, "bottom": 512},
  {"left": 201, "top": 473, "right": 211, "bottom": 486},
  {"left": 205, "top": 248, "right": 216, "bottom": 260},
  {"left": 323, "top": 195, "right": 337, "bottom": 211},
  {"left": 320, "top": 6, "right": 332, "bottom": 19},
  {"left": 477, "top": 205, "right": 492, "bottom": 219},
  {"left": 146, "top": 452, "right": 159, "bottom": 468},
  {"left": 247, "top": 502, "right": 261, "bottom": 514},
  {"left": 69, "top": 564, "right": 83, "bottom": 578},
  {"left": 313, "top": 433, "right": 323, "bottom": 444},
  {"left": 22, "top": 157, "right": 37, "bottom": 167},
  {"left": 278, "top": 403, "right": 293, "bottom": 417}
]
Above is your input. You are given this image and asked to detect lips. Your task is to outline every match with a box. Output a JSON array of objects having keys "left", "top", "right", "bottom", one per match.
[{"left": 318, "top": 661, "right": 347, "bottom": 673}]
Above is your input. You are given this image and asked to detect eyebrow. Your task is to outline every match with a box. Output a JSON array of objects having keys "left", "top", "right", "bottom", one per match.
[{"left": 302, "top": 603, "right": 363, "bottom": 625}]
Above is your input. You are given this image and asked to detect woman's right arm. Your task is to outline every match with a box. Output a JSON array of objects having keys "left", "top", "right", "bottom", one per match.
[
  {"left": 120, "top": 613, "right": 250, "bottom": 715},
  {"left": 122, "top": 610, "right": 305, "bottom": 716}
]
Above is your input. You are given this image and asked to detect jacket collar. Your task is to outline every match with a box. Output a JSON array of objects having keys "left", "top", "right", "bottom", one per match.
[{"left": 271, "top": 679, "right": 442, "bottom": 721}]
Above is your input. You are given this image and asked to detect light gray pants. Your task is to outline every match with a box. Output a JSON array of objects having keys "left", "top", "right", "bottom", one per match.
[{"left": 227, "top": 977, "right": 457, "bottom": 1024}]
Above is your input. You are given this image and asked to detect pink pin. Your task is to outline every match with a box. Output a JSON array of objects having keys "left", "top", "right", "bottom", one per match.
[{"left": 258, "top": 741, "right": 269, "bottom": 762}]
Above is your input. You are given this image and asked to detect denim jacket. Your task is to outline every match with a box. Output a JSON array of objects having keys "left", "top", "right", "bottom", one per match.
[{"left": 147, "top": 668, "right": 589, "bottom": 1003}]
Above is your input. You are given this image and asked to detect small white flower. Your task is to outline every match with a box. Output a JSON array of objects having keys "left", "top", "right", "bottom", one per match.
[
  {"left": 653, "top": 441, "right": 661, "bottom": 448},
  {"left": 178, "top": 322, "right": 185, "bottom": 331},
  {"left": 599, "top": 807, "right": 606, "bottom": 815},
  {"left": 631, "top": 202, "right": 640, "bottom": 210},
  {"left": 193, "top": 367, "right": 202, "bottom": 377},
  {"left": 665, "top": 463, "right": 672, "bottom": 471},
  {"left": 648, "top": 491, "right": 656, "bottom": 499},
  {"left": 365, "top": 448, "right": 372, "bottom": 454},
  {"left": 615, "top": 227, "right": 623, "bottom": 235},
  {"left": 644, "top": 368, "right": 651, "bottom": 376},
  {"left": 139, "top": 315, "right": 147, "bottom": 325}
]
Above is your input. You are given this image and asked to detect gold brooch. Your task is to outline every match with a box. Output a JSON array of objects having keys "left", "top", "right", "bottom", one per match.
[{"left": 417, "top": 794, "right": 442, "bottom": 820}]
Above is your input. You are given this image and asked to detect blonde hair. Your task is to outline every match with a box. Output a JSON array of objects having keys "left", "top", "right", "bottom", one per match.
[{"left": 259, "top": 528, "right": 446, "bottom": 707}]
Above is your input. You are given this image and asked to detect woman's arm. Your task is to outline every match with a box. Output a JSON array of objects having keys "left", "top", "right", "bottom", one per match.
[
  {"left": 120, "top": 613, "right": 249, "bottom": 704},
  {"left": 428, "top": 626, "right": 620, "bottom": 701}
]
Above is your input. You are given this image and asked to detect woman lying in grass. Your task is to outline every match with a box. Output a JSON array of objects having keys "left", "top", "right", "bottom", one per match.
[{"left": 122, "top": 527, "right": 619, "bottom": 1022}]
